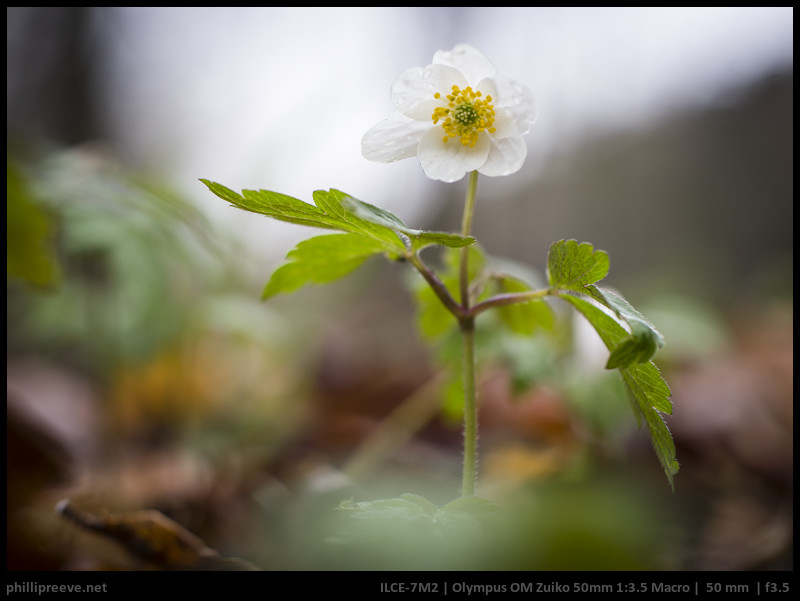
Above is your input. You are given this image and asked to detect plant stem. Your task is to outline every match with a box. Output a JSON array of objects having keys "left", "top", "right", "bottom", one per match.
[
  {"left": 408, "top": 253, "right": 466, "bottom": 320},
  {"left": 459, "top": 171, "right": 480, "bottom": 497},
  {"left": 459, "top": 171, "right": 480, "bottom": 307},
  {"left": 468, "top": 288, "right": 552, "bottom": 318},
  {"left": 460, "top": 317, "right": 478, "bottom": 497}
]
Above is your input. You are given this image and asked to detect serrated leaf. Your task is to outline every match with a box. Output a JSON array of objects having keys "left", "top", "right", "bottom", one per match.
[
  {"left": 237, "top": 185, "right": 335, "bottom": 229},
  {"left": 606, "top": 331, "right": 660, "bottom": 369},
  {"left": 262, "top": 233, "right": 386, "bottom": 299},
  {"left": 439, "top": 496, "right": 502, "bottom": 517},
  {"left": 494, "top": 275, "right": 554, "bottom": 335},
  {"left": 559, "top": 293, "right": 628, "bottom": 350},
  {"left": 313, "top": 190, "right": 404, "bottom": 248},
  {"left": 398, "top": 493, "right": 440, "bottom": 515},
  {"left": 340, "top": 194, "right": 410, "bottom": 232},
  {"left": 559, "top": 293, "right": 677, "bottom": 489},
  {"left": 620, "top": 361, "right": 673, "bottom": 415},
  {"left": 201, "top": 180, "right": 405, "bottom": 251},
  {"left": 547, "top": 239, "right": 609, "bottom": 292},
  {"left": 338, "top": 494, "right": 438, "bottom": 522},
  {"left": 199, "top": 179, "right": 245, "bottom": 206},
  {"left": 335, "top": 494, "right": 502, "bottom": 543},
  {"left": 340, "top": 193, "right": 474, "bottom": 251},
  {"left": 620, "top": 365, "right": 679, "bottom": 490},
  {"left": 557, "top": 281, "right": 666, "bottom": 369},
  {"left": 434, "top": 497, "right": 504, "bottom": 536},
  {"left": 202, "top": 179, "right": 474, "bottom": 253},
  {"left": 590, "top": 286, "right": 665, "bottom": 368}
]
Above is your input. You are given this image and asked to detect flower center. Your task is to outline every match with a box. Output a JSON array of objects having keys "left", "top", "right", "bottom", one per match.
[{"left": 432, "top": 85, "right": 496, "bottom": 147}]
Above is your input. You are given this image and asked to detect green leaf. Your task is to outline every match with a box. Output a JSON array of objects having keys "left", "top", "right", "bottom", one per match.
[
  {"left": 202, "top": 179, "right": 474, "bottom": 252},
  {"left": 411, "top": 231, "right": 475, "bottom": 251},
  {"left": 201, "top": 180, "right": 404, "bottom": 250},
  {"left": 620, "top": 361, "right": 673, "bottom": 416},
  {"left": 494, "top": 274, "right": 554, "bottom": 336},
  {"left": 213, "top": 181, "right": 333, "bottom": 229},
  {"left": 439, "top": 495, "right": 502, "bottom": 515},
  {"left": 606, "top": 331, "right": 659, "bottom": 369},
  {"left": 338, "top": 493, "right": 438, "bottom": 523},
  {"left": 545, "top": 240, "right": 664, "bottom": 368},
  {"left": 262, "top": 233, "right": 387, "bottom": 299},
  {"left": 199, "top": 179, "right": 245, "bottom": 206},
  {"left": 340, "top": 194, "right": 410, "bottom": 232},
  {"left": 620, "top": 365, "right": 679, "bottom": 490},
  {"left": 339, "top": 193, "right": 474, "bottom": 251},
  {"left": 334, "top": 494, "right": 502, "bottom": 542},
  {"left": 559, "top": 293, "right": 628, "bottom": 350},
  {"left": 559, "top": 293, "right": 678, "bottom": 489},
  {"left": 590, "top": 287, "right": 665, "bottom": 369},
  {"left": 312, "top": 189, "right": 404, "bottom": 248},
  {"left": 547, "top": 239, "right": 610, "bottom": 292},
  {"left": 434, "top": 497, "right": 503, "bottom": 537}
]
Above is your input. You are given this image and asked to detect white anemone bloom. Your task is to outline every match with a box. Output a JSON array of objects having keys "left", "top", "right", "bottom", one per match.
[{"left": 362, "top": 44, "right": 537, "bottom": 183}]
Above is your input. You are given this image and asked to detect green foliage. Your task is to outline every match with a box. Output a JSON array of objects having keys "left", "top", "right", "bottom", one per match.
[
  {"left": 200, "top": 181, "right": 474, "bottom": 252},
  {"left": 559, "top": 293, "right": 678, "bottom": 489},
  {"left": 10, "top": 149, "right": 222, "bottom": 365},
  {"left": 7, "top": 161, "right": 60, "bottom": 287},
  {"left": 546, "top": 241, "right": 666, "bottom": 366},
  {"left": 620, "top": 364, "right": 678, "bottom": 474},
  {"left": 434, "top": 495, "right": 504, "bottom": 535},
  {"left": 333, "top": 493, "right": 502, "bottom": 545},
  {"left": 411, "top": 245, "right": 486, "bottom": 340},
  {"left": 324, "top": 493, "right": 506, "bottom": 569},
  {"left": 310, "top": 477, "right": 669, "bottom": 570},
  {"left": 591, "top": 287, "right": 665, "bottom": 368},
  {"left": 547, "top": 239, "right": 609, "bottom": 292},
  {"left": 203, "top": 174, "right": 679, "bottom": 491},
  {"left": 548, "top": 249, "right": 663, "bottom": 366},
  {"left": 409, "top": 246, "right": 562, "bottom": 420},
  {"left": 201, "top": 180, "right": 474, "bottom": 296},
  {"left": 545, "top": 240, "right": 676, "bottom": 488},
  {"left": 340, "top": 194, "right": 473, "bottom": 252},
  {"left": 261, "top": 234, "right": 386, "bottom": 299}
]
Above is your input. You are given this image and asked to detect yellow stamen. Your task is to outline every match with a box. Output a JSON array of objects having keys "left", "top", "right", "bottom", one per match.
[{"left": 431, "top": 84, "right": 496, "bottom": 148}]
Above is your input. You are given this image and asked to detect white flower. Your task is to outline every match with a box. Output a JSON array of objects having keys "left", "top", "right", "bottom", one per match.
[{"left": 361, "top": 44, "right": 536, "bottom": 183}]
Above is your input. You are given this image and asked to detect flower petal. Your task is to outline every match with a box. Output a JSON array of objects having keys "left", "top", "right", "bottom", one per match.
[
  {"left": 432, "top": 44, "right": 496, "bottom": 86},
  {"left": 361, "top": 113, "right": 431, "bottom": 163},
  {"left": 474, "top": 77, "right": 498, "bottom": 101},
  {"left": 478, "top": 135, "right": 528, "bottom": 178},
  {"left": 493, "top": 75, "right": 537, "bottom": 135},
  {"left": 488, "top": 107, "right": 520, "bottom": 140},
  {"left": 417, "top": 127, "right": 491, "bottom": 183},
  {"left": 391, "top": 65, "right": 466, "bottom": 120}
]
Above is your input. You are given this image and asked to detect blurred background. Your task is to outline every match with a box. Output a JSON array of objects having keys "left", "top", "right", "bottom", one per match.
[{"left": 7, "top": 7, "right": 792, "bottom": 570}]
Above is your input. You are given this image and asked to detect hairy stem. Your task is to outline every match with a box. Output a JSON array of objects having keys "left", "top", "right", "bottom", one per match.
[
  {"left": 459, "top": 171, "right": 480, "bottom": 497},
  {"left": 408, "top": 253, "right": 466, "bottom": 319},
  {"left": 460, "top": 317, "right": 478, "bottom": 497},
  {"left": 459, "top": 170, "right": 480, "bottom": 307},
  {"left": 468, "top": 288, "right": 552, "bottom": 318}
]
